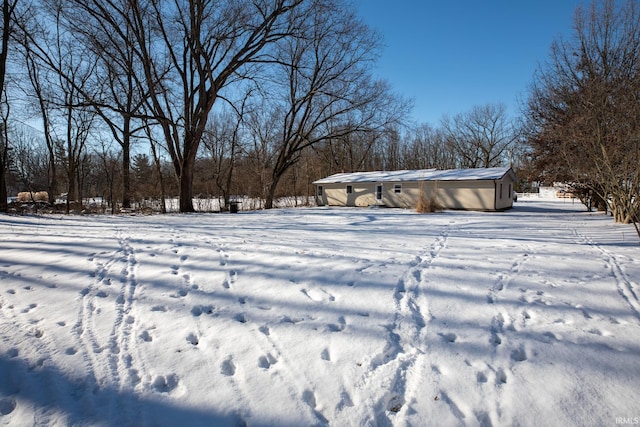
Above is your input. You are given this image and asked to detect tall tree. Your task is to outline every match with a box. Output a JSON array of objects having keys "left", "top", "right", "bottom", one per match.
[
  {"left": 23, "top": 43, "right": 58, "bottom": 203},
  {"left": 260, "top": 0, "right": 409, "bottom": 208},
  {"left": 526, "top": 0, "right": 640, "bottom": 233},
  {"left": 0, "top": 0, "right": 18, "bottom": 212},
  {"left": 79, "top": 10, "right": 146, "bottom": 210}
]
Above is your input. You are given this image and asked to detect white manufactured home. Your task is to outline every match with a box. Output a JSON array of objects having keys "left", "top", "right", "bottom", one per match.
[{"left": 313, "top": 167, "right": 517, "bottom": 211}]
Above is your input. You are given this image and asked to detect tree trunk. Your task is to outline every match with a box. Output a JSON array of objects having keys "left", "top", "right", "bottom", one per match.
[
  {"left": 0, "top": 143, "right": 7, "bottom": 213},
  {"left": 122, "top": 116, "right": 131, "bottom": 209},
  {"left": 265, "top": 173, "right": 283, "bottom": 210},
  {"left": 179, "top": 158, "right": 195, "bottom": 213},
  {"left": 149, "top": 139, "right": 166, "bottom": 214},
  {"left": 0, "top": 1, "right": 15, "bottom": 213}
]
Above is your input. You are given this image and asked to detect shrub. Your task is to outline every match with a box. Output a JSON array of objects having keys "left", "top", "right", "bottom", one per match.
[{"left": 416, "top": 192, "right": 443, "bottom": 213}]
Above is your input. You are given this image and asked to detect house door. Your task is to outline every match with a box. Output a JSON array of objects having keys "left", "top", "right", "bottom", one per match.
[{"left": 375, "top": 184, "right": 383, "bottom": 203}]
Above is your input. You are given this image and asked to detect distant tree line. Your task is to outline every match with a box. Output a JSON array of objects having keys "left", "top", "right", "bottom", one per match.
[
  {"left": 3, "top": 101, "right": 519, "bottom": 212},
  {"left": 0, "top": 0, "right": 520, "bottom": 214}
]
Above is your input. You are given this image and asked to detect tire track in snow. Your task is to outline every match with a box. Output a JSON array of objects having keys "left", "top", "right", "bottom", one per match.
[
  {"left": 573, "top": 229, "right": 640, "bottom": 323},
  {"left": 354, "top": 228, "right": 449, "bottom": 423}
]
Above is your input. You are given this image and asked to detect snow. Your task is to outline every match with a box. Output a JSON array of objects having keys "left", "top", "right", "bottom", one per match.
[
  {"left": 312, "top": 167, "right": 512, "bottom": 184},
  {"left": 0, "top": 198, "right": 639, "bottom": 426}
]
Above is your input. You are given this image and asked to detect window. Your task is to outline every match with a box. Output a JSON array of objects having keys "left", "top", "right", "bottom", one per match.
[
  {"left": 509, "top": 183, "right": 513, "bottom": 198},
  {"left": 375, "top": 184, "right": 383, "bottom": 200},
  {"left": 346, "top": 185, "right": 353, "bottom": 194},
  {"left": 394, "top": 184, "right": 402, "bottom": 194},
  {"left": 500, "top": 183, "right": 503, "bottom": 199},
  {"left": 316, "top": 186, "right": 323, "bottom": 197}
]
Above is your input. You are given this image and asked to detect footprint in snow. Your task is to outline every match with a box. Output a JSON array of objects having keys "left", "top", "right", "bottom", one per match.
[
  {"left": 386, "top": 393, "right": 404, "bottom": 413},
  {"left": 496, "top": 368, "right": 508, "bottom": 384},
  {"left": 191, "top": 305, "right": 214, "bottom": 317},
  {"left": 327, "top": 316, "right": 346, "bottom": 332},
  {"left": 229, "top": 270, "right": 238, "bottom": 283},
  {"left": 336, "top": 390, "right": 354, "bottom": 411},
  {"left": 221, "top": 358, "right": 236, "bottom": 376},
  {"left": 129, "top": 369, "right": 141, "bottom": 387},
  {"left": 510, "top": 346, "right": 527, "bottom": 362},
  {"left": 258, "top": 353, "right": 277, "bottom": 369},
  {"left": 170, "top": 289, "right": 188, "bottom": 298},
  {"left": 490, "top": 331, "right": 502, "bottom": 346},
  {"left": 0, "top": 398, "right": 17, "bottom": 415},
  {"left": 541, "top": 331, "right": 561, "bottom": 343},
  {"left": 439, "top": 332, "right": 457, "bottom": 343},
  {"left": 186, "top": 333, "right": 199, "bottom": 346},
  {"left": 303, "top": 390, "right": 329, "bottom": 423},
  {"left": 152, "top": 374, "right": 179, "bottom": 393},
  {"left": 218, "top": 250, "right": 229, "bottom": 266},
  {"left": 140, "top": 330, "right": 153, "bottom": 342},
  {"left": 22, "top": 303, "right": 37, "bottom": 313},
  {"left": 321, "top": 348, "right": 331, "bottom": 361}
]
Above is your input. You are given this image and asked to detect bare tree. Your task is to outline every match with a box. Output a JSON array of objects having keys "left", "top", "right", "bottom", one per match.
[
  {"left": 81, "top": 15, "right": 147, "bottom": 210},
  {"left": 317, "top": 129, "right": 386, "bottom": 174},
  {"left": 441, "top": 103, "right": 518, "bottom": 169},
  {"left": 23, "top": 43, "right": 59, "bottom": 202},
  {"left": 202, "top": 91, "right": 252, "bottom": 211},
  {"left": 19, "top": 0, "right": 303, "bottom": 213},
  {"left": 401, "top": 123, "right": 457, "bottom": 170},
  {"left": 0, "top": 0, "right": 18, "bottom": 212},
  {"left": 259, "top": 0, "right": 409, "bottom": 208},
  {"left": 134, "top": 0, "right": 303, "bottom": 212},
  {"left": 526, "top": 0, "right": 640, "bottom": 235}
]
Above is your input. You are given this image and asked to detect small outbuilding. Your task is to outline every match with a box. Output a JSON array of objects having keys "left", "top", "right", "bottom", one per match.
[{"left": 313, "top": 167, "right": 516, "bottom": 211}]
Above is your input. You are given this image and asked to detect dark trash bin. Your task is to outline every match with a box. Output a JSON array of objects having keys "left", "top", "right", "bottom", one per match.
[{"left": 229, "top": 201, "right": 239, "bottom": 213}]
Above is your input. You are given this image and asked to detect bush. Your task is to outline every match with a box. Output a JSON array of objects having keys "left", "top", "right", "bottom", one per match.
[{"left": 416, "top": 192, "right": 443, "bottom": 213}]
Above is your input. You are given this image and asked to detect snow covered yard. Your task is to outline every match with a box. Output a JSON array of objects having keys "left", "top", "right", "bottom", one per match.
[{"left": 0, "top": 199, "right": 639, "bottom": 426}]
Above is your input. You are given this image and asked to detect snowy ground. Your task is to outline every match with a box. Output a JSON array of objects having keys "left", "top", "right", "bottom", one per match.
[{"left": 0, "top": 199, "right": 639, "bottom": 426}]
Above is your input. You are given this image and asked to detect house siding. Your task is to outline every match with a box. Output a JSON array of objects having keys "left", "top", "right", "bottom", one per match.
[
  {"left": 323, "top": 183, "right": 377, "bottom": 207},
  {"left": 315, "top": 168, "right": 516, "bottom": 211}
]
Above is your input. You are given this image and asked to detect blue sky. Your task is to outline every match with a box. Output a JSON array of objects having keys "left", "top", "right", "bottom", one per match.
[{"left": 355, "top": 1, "right": 585, "bottom": 125}]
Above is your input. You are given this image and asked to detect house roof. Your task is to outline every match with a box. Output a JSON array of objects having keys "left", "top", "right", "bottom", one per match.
[{"left": 313, "top": 167, "right": 513, "bottom": 184}]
